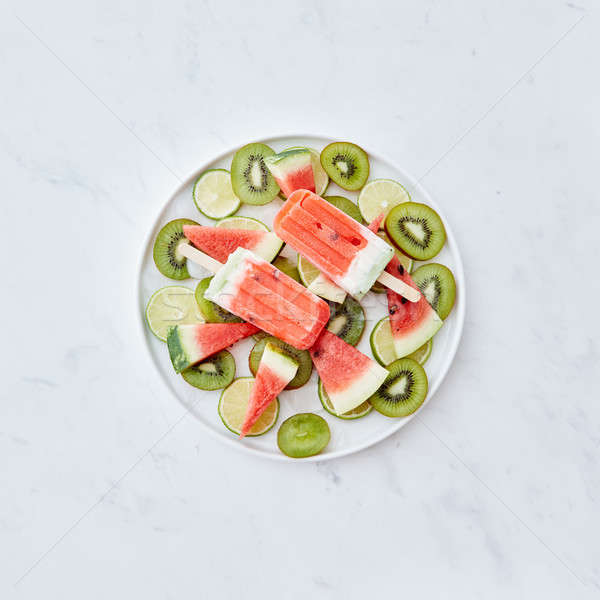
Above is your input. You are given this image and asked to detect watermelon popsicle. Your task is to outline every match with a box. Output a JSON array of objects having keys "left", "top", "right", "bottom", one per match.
[
  {"left": 273, "top": 190, "right": 420, "bottom": 301},
  {"left": 180, "top": 244, "right": 329, "bottom": 350}
]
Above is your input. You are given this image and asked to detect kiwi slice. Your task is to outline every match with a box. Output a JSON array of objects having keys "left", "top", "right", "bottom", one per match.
[
  {"left": 411, "top": 263, "right": 456, "bottom": 319},
  {"left": 272, "top": 256, "right": 300, "bottom": 282},
  {"left": 230, "top": 142, "right": 280, "bottom": 205},
  {"left": 195, "top": 277, "right": 243, "bottom": 323},
  {"left": 181, "top": 350, "right": 235, "bottom": 391},
  {"left": 326, "top": 296, "right": 365, "bottom": 346},
  {"left": 277, "top": 413, "right": 330, "bottom": 458},
  {"left": 153, "top": 218, "right": 199, "bottom": 280},
  {"left": 323, "top": 195, "right": 363, "bottom": 223},
  {"left": 385, "top": 202, "right": 446, "bottom": 261},
  {"left": 320, "top": 142, "right": 369, "bottom": 191},
  {"left": 369, "top": 358, "right": 428, "bottom": 417},
  {"left": 249, "top": 336, "right": 312, "bottom": 389}
]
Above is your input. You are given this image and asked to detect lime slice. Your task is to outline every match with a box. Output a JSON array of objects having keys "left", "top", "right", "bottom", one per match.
[
  {"left": 358, "top": 179, "right": 410, "bottom": 226},
  {"left": 145, "top": 286, "right": 204, "bottom": 342},
  {"left": 297, "top": 255, "right": 321, "bottom": 287},
  {"left": 406, "top": 338, "right": 433, "bottom": 365},
  {"left": 370, "top": 317, "right": 397, "bottom": 366},
  {"left": 218, "top": 377, "right": 279, "bottom": 436},
  {"left": 193, "top": 169, "right": 240, "bottom": 220},
  {"left": 371, "top": 231, "right": 414, "bottom": 293},
  {"left": 215, "top": 216, "right": 269, "bottom": 231},
  {"left": 286, "top": 146, "right": 329, "bottom": 195},
  {"left": 318, "top": 379, "right": 372, "bottom": 419},
  {"left": 370, "top": 317, "right": 433, "bottom": 366}
]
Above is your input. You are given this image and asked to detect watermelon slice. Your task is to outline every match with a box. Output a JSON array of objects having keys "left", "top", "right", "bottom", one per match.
[
  {"left": 182, "top": 225, "right": 283, "bottom": 263},
  {"left": 264, "top": 148, "right": 315, "bottom": 198},
  {"left": 240, "top": 342, "right": 299, "bottom": 439},
  {"left": 310, "top": 330, "right": 388, "bottom": 415},
  {"left": 368, "top": 212, "right": 386, "bottom": 232},
  {"left": 385, "top": 255, "right": 442, "bottom": 358},
  {"left": 167, "top": 322, "right": 259, "bottom": 373}
]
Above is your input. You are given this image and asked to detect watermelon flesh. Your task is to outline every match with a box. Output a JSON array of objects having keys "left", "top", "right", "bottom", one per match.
[
  {"left": 310, "top": 330, "right": 388, "bottom": 415},
  {"left": 264, "top": 148, "right": 315, "bottom": 198},
  {"left": 240, "top": 342, "right": 298, "bottom": 438},
  {"left": 167, "top": 322, "right": 259, "bottom": 373},
  {"left": 183, "top": 225, "right": 283, "bottom": 263},
  {"left": 368, "top": 212, "right": 386, "bottom": 232},
  {"left": 386, "top": 256, "right": 442, "bottom": 358}
]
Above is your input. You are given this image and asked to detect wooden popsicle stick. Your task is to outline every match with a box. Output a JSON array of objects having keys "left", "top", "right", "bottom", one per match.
[
  {"left": 377, "top": 271, "right": 421, "bottom": 303},
  {"left": 179, "top": 243, "right": 223, "bottom": 274}
]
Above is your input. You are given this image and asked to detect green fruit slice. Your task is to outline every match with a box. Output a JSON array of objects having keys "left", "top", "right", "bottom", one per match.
[
  {"left": 145, "top": 285, "right": 204, "bottom": 342},
  {"left": 272, "top": 256, "right": 301, "bottom": 282},
  {"left": 370, "top": 317, "right": 398, "bottom": 367},
  {"left": 358, "top": 179, "right": 410, "bottom": 225},
  {"left": 320, "top": 142, "right": 369, "bottom": 191},
  {"left": 277, "top": 413, "right": 330, "bottom": 458},
  {"left": 385, "top": 202, "right": 446, "bottom": 260},
  {"left": 411, "top": 263, "right": 456, "bottom": 320},
  {"left": 318, "top": 379, "right": 372, "bottom": 419},
  {"left": 181, "top": 350, "right": 235, "bottom": 390},
  {"left": 326, "top": 296, "right": 365, "bottom": 346},
  {"left": 249, "top": 336, "right": 312, "bottom": 389},
  {"left": 370, "top": 231, "right": 414, "bottom": 293},
  {"left": 192, "top": 169, "right": 240, "bottom": 219},
  {"left": 215, "top": 216, "right": 269, "bottom": 231},
  {"left": 323, "top": 195, "right": 363, "bottom": 223},
  {"left": 230, "top": 143, "right": 280, "bottom": 205},
  {"left": 370, "top": 317, "right": 434, "bottom": 366},
  {"left": 195, "top": 277, "right": 243, "bottom": 323},
  {"left": 153, "top": 218, "right": 199, "bottom": 280},
  {"left": 219, "top": 377, "right": 279, "bottom": 436},
  {"left": 297, "top": 255, "right": 321, "bottom": 288},
  {"left": 406, "top": 339, "right": 433, "bottom": 365},
  {"left": 369, "top": 358, "right": 428, "bottom": 417}
]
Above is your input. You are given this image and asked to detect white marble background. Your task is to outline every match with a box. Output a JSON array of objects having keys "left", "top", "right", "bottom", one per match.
[{"left": 1, "top": 1, "right": 598, "bottom": 598}]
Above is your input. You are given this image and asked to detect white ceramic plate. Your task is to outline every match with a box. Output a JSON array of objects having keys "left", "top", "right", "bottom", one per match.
[{"left": 136, "top": 134, "right": 465, "bottom": 461}]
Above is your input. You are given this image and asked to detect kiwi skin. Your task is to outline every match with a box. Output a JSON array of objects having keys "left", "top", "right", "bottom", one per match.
[
  {"left": 181, "top": 350, "right": 235, "bottom": 391},
  {"left": 195, "top": 277, "right": 243, "bottom": 323},
  {"left": 326, "top": 296, "right": 365, "bottom": 346},
  {"left": 385, "top": 202, "right": 446, "bottom": 261},
  {"left": 369, "top": 358, "right": 428, "bottom": 418},
  {"left": 411, "top": 263, "right": 456, "bottom": 319},
  {"left": 320, "top": 142, "right": 370, "bottom": 191},
  {"left": 249, "top": 336, "right": 312, "bottom": 389},
  {"left": 153, "top": 218, "right": 199, "bottom": 280}
]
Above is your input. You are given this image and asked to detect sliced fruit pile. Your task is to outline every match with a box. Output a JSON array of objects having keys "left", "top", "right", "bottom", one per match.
[{"left": 145, "top": 139, "right": 457, "bottom": 458}]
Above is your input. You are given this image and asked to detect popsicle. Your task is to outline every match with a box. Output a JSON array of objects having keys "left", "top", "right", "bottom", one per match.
[
  {"left": 179, "top": 244, "right": 329, "bottom": 350},
  {"left": 273, "top": 190, "right": 420, "bottom": 301}
]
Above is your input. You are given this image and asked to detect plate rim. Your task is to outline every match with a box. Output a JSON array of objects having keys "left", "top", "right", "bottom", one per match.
[{"left": 135, "top": 132, "right": 466, "bottom": 462}]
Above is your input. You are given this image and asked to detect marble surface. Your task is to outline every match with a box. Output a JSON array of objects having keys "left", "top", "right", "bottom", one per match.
[{"left": 1, "top": 1, "right": 599, "bottom": 598}]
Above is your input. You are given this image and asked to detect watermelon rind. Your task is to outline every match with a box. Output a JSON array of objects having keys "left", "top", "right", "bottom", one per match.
[
  {"left": 325, "top": 361, "right": 388, "bottom": 415},
  {"left": 286, "top": 146, "right": 329, "bottom": 195},
  {"left": 261, "top": 342, "right": 299, "bottom": 382},
  {"left": 264, "top": 149, "right": 314, "bottom": 198},
  {"left": 318, "top": 379, "right": 373, "bottom": 420},
  {"left": 167, "top": 324, "right": 202, "bottom": 373},
  {"left": 392, "top": 310, "right": 442, "bottom": 359}
]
